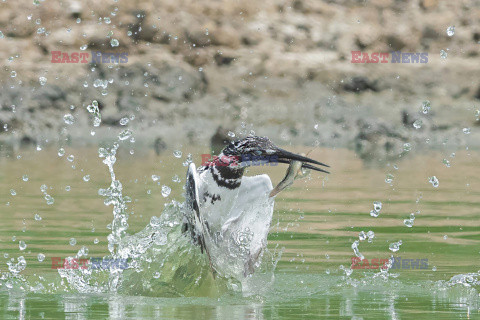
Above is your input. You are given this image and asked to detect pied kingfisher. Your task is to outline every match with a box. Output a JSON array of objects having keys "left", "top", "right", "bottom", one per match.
[{"left": 182, "top": 136, "right": 329, "bottom": 279}]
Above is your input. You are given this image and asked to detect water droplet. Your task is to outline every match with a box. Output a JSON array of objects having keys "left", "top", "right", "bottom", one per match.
[
  {"left": 173, "top": 150, "right": 182, "bottom": 158},
  {"left": 428, "top": 176, "right": 439, "bottom": 188},
  {"left": 443, "top": 235, "right": 448, "bottom": 240},
  {"left": 389, "top": 240, "right": 402, "bottom": 252},
  {"left": 45, "top": 195, "right": 54, "bottom": 205},
  {"left": 78, "top": 246, "right": 89, "bottom": 257},
  {"left": 413, "top": 119, "right": 423, "bottom": 129},
  {"left": 22, "top": 174, "right": 29, "bottom": 182},
  {"left": 227, "top": 131, "right": 235, "bottom": 138},
  {"left": 104, "top": 17, "right": 111, "bottom": 24},
  {"left": 39, "top": 76, "right": 47, "bottom": 85},
  {"left": 463, "top": 127, "right": 471, "bottom": 134},
  {"left": 151, "top": 175, "right": 160, "bottom": 182},
  {"left": 19, "top": 240, "right": 27, "bottom": 251},
  {"left": 161, "top": 185, "right": 171, "bottom": 197},
  {"left": 83, "top": 175, "right": 90, "bottom": 182},
  {"left": 69, "top": 238, "right": 77, "bottom": 246},
  {"left": 40, "top": 184, "right": 48, "bottom": 193},
  {"left": 442, "top": 159, "right": 451, "bottom": 168},
  {"left": 119, "top": 117, "right": 129, "bottom": 125},
  {"left": 403, "top": 143, "right": 411, "bottom": 152},
  {"left": 432, "top": 266, "right": 437, "bottom": 271},
  {"left": 65, "top": 186, "right": 71, "bottom": 192},
  {"left": 10, "top": 189, "right": 16, "bottom": 196},
  {"left": 0, "top": 31, "right": 4, "bottom": 39},
  {"left": 446, "top": 26, "right": 455, "bottom": 37},
  {"left": 153, "top": 272, "right": 161, "bottom": 279},
  {"left": 373, "top": 201, "right": 382, "bottom": 212},
  {"left": 172, "top": 175, "right": 181, "bottom": 183},
  {"left": 37, "top": 253, "right": 45, "bottom": 262},
  {"left": 80, "top": 44, "right": 88, "bottom": 50},
  {"left": 358, "top": 231, "right": 366, "bottom": 241},
  {"left": 94, "top": 238, "right": 99, "bottom": 244},
  {"left": 118, "top": 129, "right": 132, "bottom": 141},
  {"left": 110, "top": 38, "right": 119, "bottom": 47},
  {"left": 182, "top": 153, "right": 193, "bottom": 167},
  {"left": 58, "top": 148, "right": 65, "bottom": 157},
  {"left": 421, "top": 100, "right": 431, "bottom": 114},
  {"left": 385, "top": 174, "right": 394, "bottom": 184},
  {"left": 404, "top": 216, "right": 415, "bottom": 227},
  {"left": 351, "top": 240, "right": 364, "bottom": 259},
  {"left": 11, "top": 71, "right": 17, "bottom": 78},
  {"left": 34, "top": 213, "right": 42, "bottom": 221},
  {"left": 366, "top": 230, "right": 375, "bottom": 242},
  {"left": 67, "top": 155, "right": 74, "bottom": 162},
  {"left": 370, "top": 210, "right": 379, "bottom": 217},
  {"left": 440, "top": 50, "right": 448, "bottom": 59},
  {"left": 63, "top": 114, "right": 75, "bottom": 125},
  {"left": 87, "top": 100, "right": 102, "bottom": 127}
]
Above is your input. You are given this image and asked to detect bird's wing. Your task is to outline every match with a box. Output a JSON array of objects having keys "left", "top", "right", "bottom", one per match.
[
  {"left": 221, "top": 174, "right": 274, "bottom": 276},
  {"left": 184, "top": 163, "right": 216, "bottom": 274},
  {"left": 184, "top": 162, "right": 205, "bottom": 251}
]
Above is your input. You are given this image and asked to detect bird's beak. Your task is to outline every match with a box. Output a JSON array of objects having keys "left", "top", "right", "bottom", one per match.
[{"left": 274, "top": 148, "right": 330, "bottom": 174}]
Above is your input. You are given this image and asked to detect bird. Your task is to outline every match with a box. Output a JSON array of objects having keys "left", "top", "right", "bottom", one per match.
[{"left": 182, "top": 136, "right": 329, "bottom": 279}]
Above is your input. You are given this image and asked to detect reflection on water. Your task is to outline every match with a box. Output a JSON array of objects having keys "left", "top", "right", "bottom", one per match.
[
  {"left": 0, "top": 147, "right": 479, "bottom": 318},
  {"left": 1, "top": 274, "right": 478, "bottom": 319}
]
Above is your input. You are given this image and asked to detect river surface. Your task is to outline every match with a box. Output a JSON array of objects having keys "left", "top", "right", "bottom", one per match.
[{"left": 0, "top": 146, "right": 478, "bottom": 319}]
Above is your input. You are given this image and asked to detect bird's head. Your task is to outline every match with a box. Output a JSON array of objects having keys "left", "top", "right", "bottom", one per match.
[{"left": 221, "top": 136, "right": 329, "bottom": 173}]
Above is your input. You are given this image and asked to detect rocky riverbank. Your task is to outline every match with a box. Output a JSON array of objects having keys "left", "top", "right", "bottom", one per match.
[{"left": 0, "top": 0, "right": 479, "bottom": 161}]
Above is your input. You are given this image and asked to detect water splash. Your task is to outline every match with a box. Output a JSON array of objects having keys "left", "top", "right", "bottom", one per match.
[
  {"left": 86, "top": 100, "right": 102, "bottom": 127},
  {"left": 370, "top": 201, "right": 382, "bottom": 217},
  {"left": 57, "top": 139, "right": 279, "bottom": 296},
  {"left": 428, "top": 176, "right": 439, "bottom": 188},
  {"left": 403, "top": 212, "right": 415, "bottom": 228},
  {"left": 389, "top": 240, "right": 402, "bottom": 252},
  {"left": 446, "top": 26, "right": 455, "bottom": 37}
]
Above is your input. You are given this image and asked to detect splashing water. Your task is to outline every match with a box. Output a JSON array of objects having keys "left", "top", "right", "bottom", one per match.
[
  {"left": 86, "top": 100, "right": 102, "bottom": 127},
  {"left": 446, "top": 26, "right": 455, "bottom": 37},
  {"left": 403, "top": 212, "right": 415, "bottom": 228},
  {"left": 385, "top": 174, "right": 394, "bottom": 184},
  {"left": 421, "top": 100, "right": 431, "bottom": 114},
  {"left": 57, "top": 134, "right": 280, "bottom": 296},
  {"left": 429, "top": 176, "right": 439, "bottom": 188},
  {"left": 389, "top": 240, "right": 402, "bottom": 252},
  {"left": 413, "top": 119, "right": 423, "bottom": 129},
  {"left": 351, "top": 240, "right": 364, "bottom": 260},
  {"left": 370, "top": 201, "right": 382, "bottom": 217}
]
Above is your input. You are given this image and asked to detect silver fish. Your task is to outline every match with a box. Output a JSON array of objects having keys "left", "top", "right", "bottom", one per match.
[{"left": 270, "top": 155, "right": 309, "bottom": 197}]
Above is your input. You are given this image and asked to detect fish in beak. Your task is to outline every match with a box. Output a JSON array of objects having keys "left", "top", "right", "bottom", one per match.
[
  {"left": 269, "top": 150, "right": 329, "bottom": 197},
  {"left": 273, "top": 148, "right": 330, "bottom": 174}
]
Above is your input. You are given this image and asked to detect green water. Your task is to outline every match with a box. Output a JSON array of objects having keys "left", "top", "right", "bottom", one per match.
[{"left": 0, "top": 147, "right": 479, "bottom": 319}]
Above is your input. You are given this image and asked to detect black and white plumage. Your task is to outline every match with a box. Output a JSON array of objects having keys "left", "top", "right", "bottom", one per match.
[{"left": 182, "top": 136, "right": 329, "bottom": 279}]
